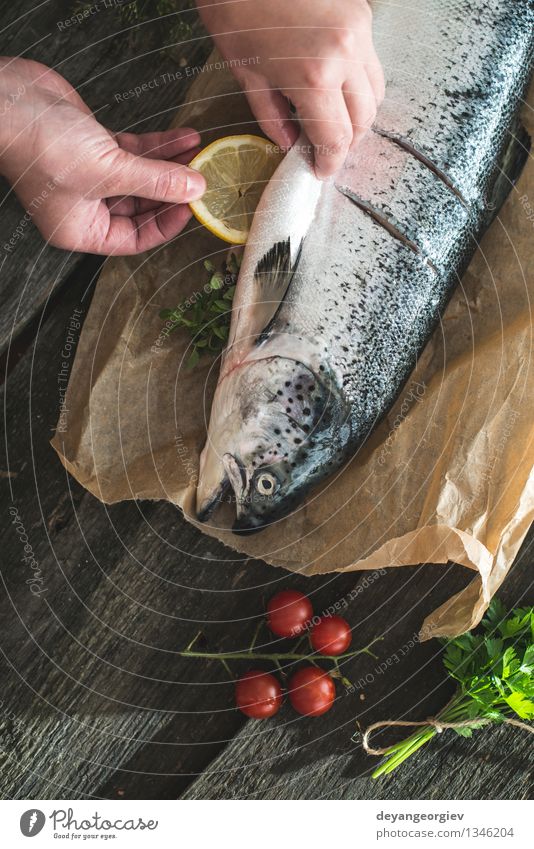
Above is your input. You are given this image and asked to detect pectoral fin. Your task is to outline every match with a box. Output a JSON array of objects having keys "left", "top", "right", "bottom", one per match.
[
  {"left": 223, "top": 133, "right": 323, "bottom": 367},
  {"left": 225, "top": 237, "right": 302, "bottom": 357}
]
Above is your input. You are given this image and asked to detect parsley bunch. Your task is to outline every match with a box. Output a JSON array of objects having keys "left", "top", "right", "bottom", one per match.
[
  {"left": 371, "top": 599, "right": 534, "bottom": 778},
  {"left": 160, "top": 254, "right": 239, "bottom": 368}
]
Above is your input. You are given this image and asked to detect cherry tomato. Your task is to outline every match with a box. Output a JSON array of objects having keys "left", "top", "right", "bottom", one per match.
[
  {"left": 310, "top": 615, "right": 352, "bottom": 655},
  {"left": 235, "top": 670, "right": 283, "bottom": 719},
  {"left": 288, "top": 666, "right": 336, "bottom": 717},
  {"left": 266, "top": 590, "right": 313, "bottom": 638}
]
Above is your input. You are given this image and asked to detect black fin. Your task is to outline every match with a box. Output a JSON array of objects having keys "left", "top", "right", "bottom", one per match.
[
  {"left": 253, "top": 239, "right": 303, "bottom": 343},
  {"left": 254, "top": 239, "right": 293, "bottom": 295}
]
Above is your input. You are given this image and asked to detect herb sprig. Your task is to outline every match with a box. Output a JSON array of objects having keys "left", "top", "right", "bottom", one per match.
[
  {"left": 368, "top": 599, "right": 534, "bottom": 778},
  {"left": 160, "top": 254, "right": 239, "bottom": 368}
]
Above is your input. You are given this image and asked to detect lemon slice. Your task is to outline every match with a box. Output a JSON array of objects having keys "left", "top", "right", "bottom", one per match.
[{"left": 188, "top": 135, "right": 285, "bottom": 244}]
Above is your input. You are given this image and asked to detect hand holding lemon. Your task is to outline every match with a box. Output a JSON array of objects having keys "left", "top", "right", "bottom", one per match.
[{"left": 188, "top": 135, "right": 285, "bottom": 244}]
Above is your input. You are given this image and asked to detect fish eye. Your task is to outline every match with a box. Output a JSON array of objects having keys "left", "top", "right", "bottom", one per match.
[{"left": 255, "top": 472, "right": 278, "bottom": 496}]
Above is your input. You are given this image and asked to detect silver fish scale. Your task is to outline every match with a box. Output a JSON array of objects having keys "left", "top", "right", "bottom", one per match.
[
  {"left": 373, "top": 0, "right": 533, "bottom": 207},
  {"left": 277, "top": 203, "right": 442, "bottom": 439},
  {"left": 268, "top": 0, "right": 533, "bottom": 447},
  {"left": 336, "top": 131, "right": 474, "bottom": 275},
  {"left": 198, "top": 0, "right": 533, "bottom": 530}
]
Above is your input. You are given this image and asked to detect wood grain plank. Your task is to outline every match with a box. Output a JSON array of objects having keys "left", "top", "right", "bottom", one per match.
[
  {"left": 182, "top": 539, "right": 534, "bottom": 801},
  {"left": 2, "top": 255, "right": 531, "bottom": 799},
  {"left": 0, "top": 257, "right": 248, "bottom": 798},
  {"left": 2, "top": 0, "right": 532, "bottom": 803},
  {"left": 1, "top": 254, "right": 451, "bottom": 799},
  {"left": 182, "top": 716, "right": 534, "bottom": 800}
]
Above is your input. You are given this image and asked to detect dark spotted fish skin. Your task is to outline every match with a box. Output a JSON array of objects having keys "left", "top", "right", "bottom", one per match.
[
  {"left": 372, "top": 0, "right": 533, "bottom": 207},
  {"left": 266, "top": 0, "right": 533, "bottom": 450},
  {"left": 197, "top": 0, "right": 533, "bottom": 531}
]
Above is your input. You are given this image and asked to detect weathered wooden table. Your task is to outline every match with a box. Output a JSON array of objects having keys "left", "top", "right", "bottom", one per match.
[{"left": 1, "top": 1, "right": 532, "bottom": 801}]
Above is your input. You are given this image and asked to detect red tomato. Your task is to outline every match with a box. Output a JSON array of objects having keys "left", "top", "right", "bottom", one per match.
[
  {"left": 235, "top": 670, "right": 283, "bottom": 719},
  {"left": 310, "top": 615, "right": 352, "bottom": 655},
  {"left": 266, "top": 590, "right": 313, "bottom": 638},
  {"left": 288, "top": 667, "right": 336, "bottom": 717}
]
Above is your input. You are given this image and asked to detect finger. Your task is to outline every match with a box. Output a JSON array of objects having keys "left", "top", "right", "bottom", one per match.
[
  {"left": 93, "top": 202, "right": 193, "bottom": 255},
  {"left": 116, "top": 127, "right": 201, "bottom": 159},
  {"left": 174, "top": 146, "right": 201, "bottom": 166},
  {"left": 244, "top": 85, "right": 298, "bottom": 150},
  {"left": 106, "top": 195, "right": 158, "bottom": 217},
  {"left": 343, "top": 74, "right": 377, "bottom": 149},
  {"left": 107, "top": 148, "right": 201, "bottom": 216},
  {"left": 295, "top": 90, "right": 352, "bottom": 178},
  {"left": 365, "top": 48, "right": 386, "bottom": 105},
  {"left": 88, "top": 147, "right": 206, "bottom": 204}
]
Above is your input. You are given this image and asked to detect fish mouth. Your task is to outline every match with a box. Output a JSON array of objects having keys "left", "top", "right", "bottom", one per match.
[
  {"left": 195, "top": 444, "right": 230, "bottom": 522},
  {"left": 196, "top": 450, "right": 246, "bottom": 523},
  {"left": 231, "top": 518, "right": 264, "bottom": 536},
  {"left": 196, "top": 475, "right": 229, "bottom": 522},
  {"left": 231, "top": 497, "right": 302, "bottom": 535}
]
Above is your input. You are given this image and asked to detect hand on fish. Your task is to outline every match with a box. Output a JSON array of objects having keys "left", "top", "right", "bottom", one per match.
[
  {"left": 195, "top": 0, "right": 385, "bottom": 178},
  {"left": 196, "top": 0, "right": 533, "bottom": 534}
]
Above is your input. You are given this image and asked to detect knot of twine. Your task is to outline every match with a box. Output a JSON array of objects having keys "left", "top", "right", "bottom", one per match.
[{"left": 362, "top": 715, "right": 534, "bottom": 756}]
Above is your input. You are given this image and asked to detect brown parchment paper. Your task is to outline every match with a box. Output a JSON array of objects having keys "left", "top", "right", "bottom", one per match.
[{"left": 51, "top": 54, "right": 534, "bottom": 638}]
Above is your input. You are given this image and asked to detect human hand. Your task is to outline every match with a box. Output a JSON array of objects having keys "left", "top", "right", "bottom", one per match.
[
  {"left": 0, "top": 58, "right": 206, "bottom": 255},
  {"left": 196, "top": 0, "right": 384, "bottom": 178}
]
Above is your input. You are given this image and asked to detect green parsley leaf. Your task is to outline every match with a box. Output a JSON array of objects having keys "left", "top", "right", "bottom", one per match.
[
  {"left": 371, "top": 599, "right": 534, "bottom": 779},
  {"left": 159, "top": 253, "right": 240, "bottom": 367}
]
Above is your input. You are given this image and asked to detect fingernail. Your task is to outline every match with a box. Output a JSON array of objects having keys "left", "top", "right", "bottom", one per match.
[
  {"left": 185, "top": 169, "right": 206, "bottom": 200},
  {"left": 314, "top": 166, "right": 334, "bottom": 182}
]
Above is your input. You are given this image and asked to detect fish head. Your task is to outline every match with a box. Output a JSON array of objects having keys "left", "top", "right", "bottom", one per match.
[{"left": 196, "top": 355, "right": 350, "bottom": 533}]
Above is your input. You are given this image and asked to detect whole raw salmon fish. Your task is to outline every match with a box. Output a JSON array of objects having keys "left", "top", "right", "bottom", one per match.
[{"left": 197, "top": 0, "right": 533, "bottom": 533}]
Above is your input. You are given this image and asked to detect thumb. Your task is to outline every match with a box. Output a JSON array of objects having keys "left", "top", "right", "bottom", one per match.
[{"left": 88, "top": 148, "right": 206, "bottom": 203}]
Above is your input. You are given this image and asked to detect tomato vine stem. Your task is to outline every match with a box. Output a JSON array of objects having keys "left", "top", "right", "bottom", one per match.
[{"left": 178, "top": 639, "right": 381, "bottom": 663}]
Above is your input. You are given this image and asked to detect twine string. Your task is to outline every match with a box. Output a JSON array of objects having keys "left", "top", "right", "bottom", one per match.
[{"left": 362, "top": 715, "right": 534, "bottom": 756}]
